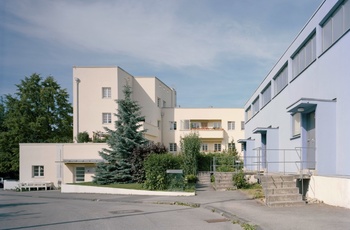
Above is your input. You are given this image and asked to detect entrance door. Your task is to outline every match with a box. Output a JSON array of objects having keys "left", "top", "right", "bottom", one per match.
[
  {"left": 261, "top": 133, "right": 267, "bottom": 169},
  {"left": 75, "top": 167, "right": 85, "bottom": 183},
  {"left": 306, "top": 112, "right": 316, "bottom": 169}
]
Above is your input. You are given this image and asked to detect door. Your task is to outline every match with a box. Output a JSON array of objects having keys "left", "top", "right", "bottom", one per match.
[
  {"left": 75, "top": 167, "right": 85, "bottom": 183},
  {"left": 306, "top": 112, "right": 316, "bottom": 169},
  {"left": 261, "top": 133, "right": 267, "bottom": 169}
]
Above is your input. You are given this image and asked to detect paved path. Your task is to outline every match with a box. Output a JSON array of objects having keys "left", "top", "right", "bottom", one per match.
[{"left": 1, "top": 184, "right": 350, "bottom": 229}]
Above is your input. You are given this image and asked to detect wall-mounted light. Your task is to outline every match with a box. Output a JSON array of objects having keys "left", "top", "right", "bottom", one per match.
[{"left": 297, "top": 107, "right": 305, "bottom": 112}]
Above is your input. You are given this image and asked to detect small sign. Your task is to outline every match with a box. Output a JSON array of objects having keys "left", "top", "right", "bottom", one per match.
[{"left": 166, "top": 169, "right": 183, "bottom": 174}]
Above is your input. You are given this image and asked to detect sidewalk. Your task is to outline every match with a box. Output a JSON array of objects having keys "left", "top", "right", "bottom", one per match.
[{"left": 3, "top": 184, "right": 350, "bottom": 230}]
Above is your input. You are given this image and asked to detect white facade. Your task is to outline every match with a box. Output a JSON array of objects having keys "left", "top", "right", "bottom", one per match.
[
  {"left": 20, "top": 66, "right": 244, "bottom": 187},
  {"left": 243, "top": 0, "right": 350, "bottom": 208}
]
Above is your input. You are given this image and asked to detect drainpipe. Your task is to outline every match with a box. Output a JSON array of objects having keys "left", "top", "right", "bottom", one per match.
[{"left": 75, "top": 77, "right": 80, "bottom": 142}]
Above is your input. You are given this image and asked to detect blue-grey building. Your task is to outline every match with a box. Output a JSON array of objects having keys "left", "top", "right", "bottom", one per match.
[{"left": 242, "top": 0, "right": 350, "bottom": 208}]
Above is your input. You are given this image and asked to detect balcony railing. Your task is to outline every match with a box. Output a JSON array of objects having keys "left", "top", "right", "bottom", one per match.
[{"left": 189, "top": 127, "right": 224, "bottom": 139}]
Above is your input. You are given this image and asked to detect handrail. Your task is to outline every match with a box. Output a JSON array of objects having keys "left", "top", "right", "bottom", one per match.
[{"left": 250, "top": 147, "right": 316, "bottom": 203}]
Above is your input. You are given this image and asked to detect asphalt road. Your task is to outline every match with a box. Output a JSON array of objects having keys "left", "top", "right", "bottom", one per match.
[{"left": 0, "top": 190, "right": 241, "bottom": 230}]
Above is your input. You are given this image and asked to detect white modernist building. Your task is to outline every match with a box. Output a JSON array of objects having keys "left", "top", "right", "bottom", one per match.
[
  {"left": 20, "top": 66, "right": 244, "bottom": 187},
  {"left": 242, "top": 0, "right": 350, "bottom": 208}
]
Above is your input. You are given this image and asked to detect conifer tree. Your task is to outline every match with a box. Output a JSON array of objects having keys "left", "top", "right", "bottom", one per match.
[{"left": 94, "top": 84, "right": 147, "bottom": 184}]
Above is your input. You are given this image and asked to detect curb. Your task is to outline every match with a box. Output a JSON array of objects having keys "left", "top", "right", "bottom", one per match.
[{"left": 203, "top": 205, "right": 263, "bottom": 230}]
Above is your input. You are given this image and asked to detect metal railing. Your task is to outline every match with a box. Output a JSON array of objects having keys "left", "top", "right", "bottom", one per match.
[{"left": 250, "top": 147, "right": 316, "bottom": 204}]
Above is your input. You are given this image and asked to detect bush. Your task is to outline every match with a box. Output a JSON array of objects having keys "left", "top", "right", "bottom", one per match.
[
  {"left": 180, "top": 133, "right": 201, "bottom": 176},
  {"left": 232, "top": 170, "right": 250, "bottom": 189},
  {"left": 143, "top": 153, "right": 181, "bottom": 190},
  {"left": 76, "top": 131, "right": 90, "bottom": 143},
  {"left": 130, "top": 142, "right": 167, "bottom": 183}
]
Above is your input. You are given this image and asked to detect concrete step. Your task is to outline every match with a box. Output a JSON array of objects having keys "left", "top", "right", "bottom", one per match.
[
  {"left": 267, "top": 200, "right": 306, "bottom": 207},
  {"left": 266, "top": 194, "right": 302, "bottom": 202},
  {"left": 265, "top": 187, "right": 299, "bottom": 195},
  {"left": 260, "top": 175, "right": 295, "bottom": 183},
  {"left": 261, "top": 181, "right": 296, "bottom": 189}
]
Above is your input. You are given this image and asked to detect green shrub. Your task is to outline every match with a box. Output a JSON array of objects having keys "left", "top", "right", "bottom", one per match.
[
  {"left": 143, "top": 153, "right": 181, "bottom": 190},
  {"left": 180, "top": 133, "right": 201, "bottom": 176},
  {"left": 76, "top": 131, "right": 90, "bottom": 143},
  {"left": 232, "top": 170, "right": 250, "bottom": 189}
]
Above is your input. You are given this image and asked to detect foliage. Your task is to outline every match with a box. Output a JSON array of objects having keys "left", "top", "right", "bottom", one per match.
[
  {"left": 72, "top": 182, "right": 144, "bottom": 190},
  {"left": 130, "top": 142, "right": 167, "bottom": 183},
  {"left": 76, "top": 131, "right": 90, "bottom": 143},
  {"left": 197, "top": 152, "right": 215, "bottom": 171},
  {"left": 143, "top": 153, "right": 181, "bottom": 190},
  {"left": 93, "top": 85, "right": 147, "bottom": 184},
  {"left": 0, "top": 74, "right": 73, "bottom": 178},
  {"left": 180, "top": 133, "right": 201, "bottom": 176},
  {"left": 92, "top": 131, "right": 108, "bottom": 143},
  {"left": 232, "top": 170, "right": 250, "bottom": 189}
]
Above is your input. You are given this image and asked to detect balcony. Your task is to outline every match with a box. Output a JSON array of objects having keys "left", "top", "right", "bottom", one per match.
[{"left": 191, "top": 128, "right": 224, "bottom": 139}]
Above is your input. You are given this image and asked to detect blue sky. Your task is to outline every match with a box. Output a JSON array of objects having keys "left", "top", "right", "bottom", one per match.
[{"left": 0, "top": 0, "right": 323, "bottom": 108}]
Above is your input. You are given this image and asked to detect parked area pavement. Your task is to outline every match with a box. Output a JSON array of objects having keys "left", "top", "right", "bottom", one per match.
[{"left": 1, "top": 183, "right": 350, "bottom": 230}]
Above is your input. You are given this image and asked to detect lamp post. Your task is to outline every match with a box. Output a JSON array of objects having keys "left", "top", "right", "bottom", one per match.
[{"left": 75, "top": 77, "right": 80, "bottom": 141}]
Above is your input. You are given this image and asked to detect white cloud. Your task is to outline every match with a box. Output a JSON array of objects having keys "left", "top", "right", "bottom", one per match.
[{"left": 3, "top": 0, "right": 291, "bottom": 69}]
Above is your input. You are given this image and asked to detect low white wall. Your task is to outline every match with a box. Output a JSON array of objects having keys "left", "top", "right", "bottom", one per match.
[
  {"left": 307, "top": 175, "right": 350, "bottom": 209},
  {"left": 4, "top": 180, "right": 20, "bottom": 190},
  {"left": 61, "top": 184, "right": 195, "bottom": 196}
]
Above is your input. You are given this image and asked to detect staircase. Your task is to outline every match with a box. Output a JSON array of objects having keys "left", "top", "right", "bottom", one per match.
[
  {"left": 260, "top": 174, "right": 305, "bottom": 207},
  {"left": 213, "top": 172, "right": 236, "bottom": 191},
  {"left": 197, "top": 171, "right": 211, "bottom": 184}
]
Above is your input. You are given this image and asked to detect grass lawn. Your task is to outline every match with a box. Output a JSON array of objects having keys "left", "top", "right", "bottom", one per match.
[
  {"left": 240, "top": 183, "right": 265, "bottom": 199},
  {"left": 71, "top": 182, "right": 144, "bottom": 190},
  {"left": 70, "top": 182, "right": 196, "bottom": 192}
]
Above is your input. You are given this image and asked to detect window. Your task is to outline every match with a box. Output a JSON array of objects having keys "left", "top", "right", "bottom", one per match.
[
  {"left": 163, "top": 100, "right": 166, "bottom": 108},
  {"left": 201, "top": 143, "right": 208, "bottom": 152},
  {"left": 321, "top": 0, "right": 350, "bottom": 51},
  {"left": 191, "top": 122, "right": 201, "bottom": 129},
  {"left": 241, "top": 121, "right": 245, "bottom": 130},
  {"left": 261, "top": 84, "right": 271, "bottom": 107},
  {"left": 102, "top": 87, "right": 111, "bottom": 98},
  {"left": 157, "top": 98, "right": 161, "bottom": 107},
  {"left": 214, "top": 143, "right": 221, "bottom": 152},
  {"left": 169, "top": 143, "right": 177, "bottom": 152},
  {"left": 213, "top": 122, "right": 221, "bottom": 129},
  {"left": 227, "top": 121, "right": 235, "bottom": 130},
  {"left": 228, "top": 142, "right": 235, "bottom": 150},
  {"left": 252, "top": 97, "right": 260, "bottom": 115},
  {"left": 102, "top": 113, "right": 112, "bottom": 124},
  {"left": 181, "top": 120, "right": 190, "bottom": 130},
  {"left": 274, "top": 65, "right": 288, "bottom": 95},
  {"left": 170, "top": 121, "right": 177, "bottom": 130},
  {"left": 246, "top": 106, "right": 252, "bottom": 121},
  {"left": 292, "top": 113, "right": 301, "bottom": 137},
  {"left": 157, "top": 120, "right": 160, "bottom": 129},
  {"left": 75, "top": 167, "right": 85, "bottom": 182},
  {"left": 33, "top": 165, "right": 44, "bottom": 177},
  {"left": 292, "top": 33, "right": 316, "bottom": 78}
]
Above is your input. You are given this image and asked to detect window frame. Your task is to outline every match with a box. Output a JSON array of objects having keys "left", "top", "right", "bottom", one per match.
[
  {"left": 169, "top": 143, "right": 177, "bottom": 152},
  {"left": 273, "top": 64, "right": 288, "bottom": 95},
  {"left": 214, "top": 143, "right": 221, "bottom": 152},
  {"left": 261, "top": 83, "right": 272, "bottom": 108},
  {"left": 241, "top": 121, "right": 245, "bottom": 130},
  {"left": 227, "top": 121, "right": 235, "bottom": 130},
  {"left": 33, "top": 165, "right": 44, "bottom": 177},
  {"left": 170, "top": 121, "right": 177, "bottom": 130},
  {"left": 102, "top": 113, "right": 112, "bottom": 124},
  {"left": 292, "top": 113, "right": 301, "bottom": 137},
  {"left": 102, "top": 87, "right": 111, "bottom": 99}
]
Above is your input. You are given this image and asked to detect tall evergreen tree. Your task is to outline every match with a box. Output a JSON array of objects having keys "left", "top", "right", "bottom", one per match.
[
  {"left": 94, "top": 84, "right": 147, "bottom": 184},
  {"left": 0, "top": 74, "right": 73, "bottom": 178}
]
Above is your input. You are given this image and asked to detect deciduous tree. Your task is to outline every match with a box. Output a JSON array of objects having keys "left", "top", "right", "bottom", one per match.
[{"left": 0, "top": 74, "right": 73, "bottom": 178}]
